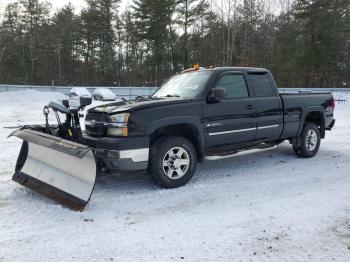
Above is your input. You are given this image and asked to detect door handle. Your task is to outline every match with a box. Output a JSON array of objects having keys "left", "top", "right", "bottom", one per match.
[{"left": 246, "top": 105, "right": 254, "bottom": 110}]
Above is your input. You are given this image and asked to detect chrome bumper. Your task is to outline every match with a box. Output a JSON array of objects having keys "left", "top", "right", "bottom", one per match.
[{"left": 95, "top": 147, "right": 149, "bottom": 171}]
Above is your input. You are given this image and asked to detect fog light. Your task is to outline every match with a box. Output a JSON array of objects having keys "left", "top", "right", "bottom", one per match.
[{"left": 106, "top": 150, "right": 120, "bottom": 159}]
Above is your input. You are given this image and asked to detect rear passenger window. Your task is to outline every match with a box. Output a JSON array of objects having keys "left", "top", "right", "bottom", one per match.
[
  {"left": 249, "top": 73, "right": 275, "bottom": 97},
  {"left": 215, "top": 74, "right": 249, "bottom": 99}
]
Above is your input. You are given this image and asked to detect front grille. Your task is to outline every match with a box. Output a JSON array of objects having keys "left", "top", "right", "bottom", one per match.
[
  {"left": 85, "top": 113, "right": 108, "bottom": 137},
  {"left": 85, "top": 123, "right": 107, "bottom": 137},
  {"left": 86, "top": 113, "right": 108, "bottom": 122}
]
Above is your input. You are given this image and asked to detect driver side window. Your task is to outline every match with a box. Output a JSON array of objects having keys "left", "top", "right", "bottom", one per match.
[{"left": 215, "top": 74, "right": 249, "bottom": 99}]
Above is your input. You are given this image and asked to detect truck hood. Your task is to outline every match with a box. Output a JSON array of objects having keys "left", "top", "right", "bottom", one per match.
[{"left": 88, "top": 97, "right": 194, "bottom": 114}]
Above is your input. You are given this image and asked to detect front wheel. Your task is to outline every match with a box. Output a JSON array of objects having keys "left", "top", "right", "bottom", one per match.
[
  {"left": 149, "top": 136, "right": 197, "bottom": 188},
  {"left": 293, "top": 123, "right": 321, "bottom": 158}
]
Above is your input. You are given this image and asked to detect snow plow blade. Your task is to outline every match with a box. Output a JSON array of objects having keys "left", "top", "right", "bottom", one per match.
[{"left": 10, "top": 129, "right": 96, "bottom": 211}]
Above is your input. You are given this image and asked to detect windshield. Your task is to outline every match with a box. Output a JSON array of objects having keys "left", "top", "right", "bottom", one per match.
[{"left": 152, "top": 71, "right": 212, "bottom": 99}]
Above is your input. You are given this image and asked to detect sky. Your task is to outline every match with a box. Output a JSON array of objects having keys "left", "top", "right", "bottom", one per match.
[
  {"left": 0, "top": 0, "right": 128, "bottom": 14},
  {"left": 0, "top": 0, "right": 86, "bottom": 11},
  {"left": 0, "top": 0, "right": 289, "bottom": 17}
]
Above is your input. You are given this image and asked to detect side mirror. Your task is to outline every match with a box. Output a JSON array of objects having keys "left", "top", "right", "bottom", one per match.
[{"left": 208, "top": 87, "right": 226, "bottom": 102}]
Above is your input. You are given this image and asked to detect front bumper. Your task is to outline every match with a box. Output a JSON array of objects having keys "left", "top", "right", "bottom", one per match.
[
  {"left": 326, "top": 119, "right": 336, "bottom": 131},
  {"left": 83, "top": 134, "right": 150, "bottom": 171}
]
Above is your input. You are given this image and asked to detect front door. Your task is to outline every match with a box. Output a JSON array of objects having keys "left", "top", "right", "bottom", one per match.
[{"left": 204, "top": 72, "right": 256, "bottom": 148}]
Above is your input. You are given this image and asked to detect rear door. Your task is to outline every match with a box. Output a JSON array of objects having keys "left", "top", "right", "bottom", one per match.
[
  {"left": 247, "top": 72, "right": 283, "bottom": 140},
  {"left": 203, "top": 72, "right": 256, "bottom": 148}
]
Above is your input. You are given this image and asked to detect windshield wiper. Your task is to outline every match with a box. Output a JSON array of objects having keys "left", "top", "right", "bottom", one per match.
[
  {"left": 165, "top": 94, "right": 180, "bottom": 98},
  {"left": 135, "top": 95, "right": 155, "bottom": 101}
]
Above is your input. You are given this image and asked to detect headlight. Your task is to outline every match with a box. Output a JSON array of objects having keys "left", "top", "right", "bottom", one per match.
[
  {"left": 107, "top": 113, "right": 130, "bottom": 137},
  {"left": 109, "top": 113, "right": 130, "bottom": 123}
]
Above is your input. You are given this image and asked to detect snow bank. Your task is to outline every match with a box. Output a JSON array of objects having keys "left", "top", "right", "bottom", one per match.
[
  {"left": 333, "top": 91, "right": 350, "bottom": 103},
  {"left": 0, "top": 91, "right": 350, "bottom": 261},
  {"left": 0, "top": 90, "right": 66, "bottom": 104}
]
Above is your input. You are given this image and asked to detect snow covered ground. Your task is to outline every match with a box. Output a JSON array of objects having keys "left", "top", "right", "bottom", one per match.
[{"left": 0, "top": 90, "right": 350, "bottom": 262}]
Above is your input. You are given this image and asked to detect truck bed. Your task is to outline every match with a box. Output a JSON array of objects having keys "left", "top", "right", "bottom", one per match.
[{"left": 280, "top": 92, "right": 334, "bottom": 138}]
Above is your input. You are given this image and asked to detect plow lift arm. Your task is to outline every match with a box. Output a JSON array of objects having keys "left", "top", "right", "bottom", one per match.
[{"left": 9, "top": 94, "right": 97, "bottom": 211}]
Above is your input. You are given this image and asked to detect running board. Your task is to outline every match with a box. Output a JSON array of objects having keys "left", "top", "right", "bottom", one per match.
[{"left": 205, "top": 143, "right": 278, "bottom": 160}]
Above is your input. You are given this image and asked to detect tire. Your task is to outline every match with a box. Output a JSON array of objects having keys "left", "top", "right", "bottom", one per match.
[
  {"left": 148, "top": 136, "right": 197, "bottom": 188},
  {"left": 293, "top": 123, "right": 321, "bottom": 158}
]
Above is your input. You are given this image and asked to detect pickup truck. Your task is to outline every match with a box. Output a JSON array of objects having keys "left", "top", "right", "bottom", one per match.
[{"left": 84, "top": 67, "right": 336, "bottom": 188}]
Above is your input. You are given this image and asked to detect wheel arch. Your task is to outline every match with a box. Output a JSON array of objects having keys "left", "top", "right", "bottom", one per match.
[
  {"left": 298, "top": 107, "right": 326, "bottom": 138},
  {"left": 147, "top": 116, "right": 205, "bottom": 161}
]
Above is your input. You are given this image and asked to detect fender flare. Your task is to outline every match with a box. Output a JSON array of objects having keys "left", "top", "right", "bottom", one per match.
[
  {"left": 297, "top": 106, "right": 326, "bottom": 137},
  {"left": 146, "top": 116, "right": 205, "bottom": 154}
]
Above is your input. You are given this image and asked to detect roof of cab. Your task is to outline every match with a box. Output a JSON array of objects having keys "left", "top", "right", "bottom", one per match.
[
  {"left": 209, "top": 67, "right": 269, "bottom": 73},
  {"left": 181, "top": 66, "right": 270, "bottom": 74}
]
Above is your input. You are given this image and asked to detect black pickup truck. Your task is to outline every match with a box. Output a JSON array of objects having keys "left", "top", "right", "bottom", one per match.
[{"left": 84, "top": 67, "right": 336, "bottom": 188}]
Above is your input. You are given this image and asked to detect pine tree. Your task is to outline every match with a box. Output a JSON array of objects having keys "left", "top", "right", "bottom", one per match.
[
  {"left": 133, "top": 0, "right": 176, "bottom": 84},
  {"left": 175, "top": 0, "right": 209, "bottom": 68},
  {"left": 51, "top": 4, "right": 80, "bottom": 85},
  {"left": 0, "top": 0, "right": 349, "bottom": 88},
  {"left": 0, "top": 3, "right": 22, "bottom": 83},
  {"left": 20, "top": 0, "right": 51, "bottom": 84},
  {"left": 94, "top": 0, "right": 120, "bottom": 83},
  {"left": 238, "top": 0, "right": 264, "bottom": 66},
  {"left": 294, "top": 0, "right": 350, "bottom": 87}
]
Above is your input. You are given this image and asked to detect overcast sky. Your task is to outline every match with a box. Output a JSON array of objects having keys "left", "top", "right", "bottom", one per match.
[
  {"left": 0, "top": 0, "right": 80, "bottom": 11},
  {"left": 1, "top": 0, "right": 288, "bottom": 17},
  {"left": 0, "top": 0, "right": 130, "bottom": 12},
  {"left": 0, "top": 0, "right": 133, "bottom": 19}
]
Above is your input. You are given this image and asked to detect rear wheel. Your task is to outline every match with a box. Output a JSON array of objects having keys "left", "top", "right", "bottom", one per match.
[
  {"left": 293, "top": 123, "right": 321, "bottom": 158},
  {"left": 149, "top": 136, "right": 197, "bottom": 188}
]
